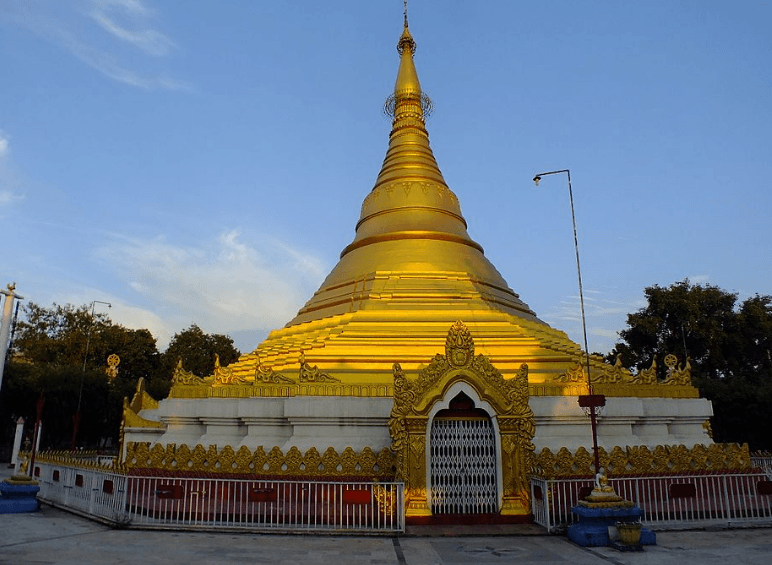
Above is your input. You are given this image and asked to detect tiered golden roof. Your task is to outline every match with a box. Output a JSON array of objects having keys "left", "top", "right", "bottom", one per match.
[{"left": 226, "top": 22, "right": 592, "bottom": 389}]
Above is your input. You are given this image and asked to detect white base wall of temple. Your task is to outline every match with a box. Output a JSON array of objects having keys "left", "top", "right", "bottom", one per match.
[
  {"left": 126, "top": 395, "right": 714, "bottom": 455},
  {"left": 530, "top": 396, "right": 714, "bottom": 452}
]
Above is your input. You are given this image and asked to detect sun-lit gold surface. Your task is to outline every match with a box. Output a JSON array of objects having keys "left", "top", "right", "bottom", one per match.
[
  {"left": 30, "top": 450, "right": 117, "bottom": 471},
  {"left": 533, "top": 442, "right": 751, "bottom": 478},
  {"left": 123, "top": 442, "right": 395, "bottom": 478}
]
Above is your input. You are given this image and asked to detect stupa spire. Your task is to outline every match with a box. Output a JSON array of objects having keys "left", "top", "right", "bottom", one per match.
[
  {"left": 341, "top": 18, "right": 479, "bottom": 257},
  {"left": 393, "top": 24, "right": 421, "bottom": 97},
  {"left": 226, "top": 11, "right": 556, "bottom": 386}
]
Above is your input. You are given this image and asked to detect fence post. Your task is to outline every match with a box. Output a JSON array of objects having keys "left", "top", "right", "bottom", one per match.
[{"left": 721, "top": 474, "right": 732, "bottom": 524}]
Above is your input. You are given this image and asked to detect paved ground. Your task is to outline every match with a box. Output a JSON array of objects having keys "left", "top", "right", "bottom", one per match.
[{"left": 2, "top": 467, "right": 771, "bottom": 565}]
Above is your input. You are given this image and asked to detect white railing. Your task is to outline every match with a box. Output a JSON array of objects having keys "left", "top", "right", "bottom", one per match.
[
  {"left": 34, "top": 462, "right": 404, "bottom": 534},
  {"left": 752, "top": 456, "right": 772, "bottom": 478},
  {"left": 531, "top": 473, "right": 772, "bottom": 533},
  {"left": 34, "top": 464, "right": 129, "bottom": 523}
]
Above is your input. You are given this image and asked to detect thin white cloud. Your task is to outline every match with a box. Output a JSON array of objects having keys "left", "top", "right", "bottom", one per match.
[
  {"left": 90, "top": 0, "right": 175, "bottom": 57},
  {"left": 589, "top": 327, "right": 619, "bottom": 340},
  {"left": 540, "top": 288, "right": 645, "bottom": 354},
  {"left": 56, "top": 27, "right": 187, "bottom": 90},
  {"left": 56, "top": 290, "right": 173, "bottom": 348},
  {"left": 2, "top": 0, "right": 186, "bottom": 90},
  {"left": 0, "top": 190, "right": 23, "bottom": 207},
  {"left": 0, "top": 130, "right": 9, "bottom": 157},
  {"left": 94, "top": 230, "right": 327, "bottom": 350},
  {"left": 0, "top": 130, "right": 25, "bottom": 213}
]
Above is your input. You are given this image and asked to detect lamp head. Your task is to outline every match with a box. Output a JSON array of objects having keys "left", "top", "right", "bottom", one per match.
[{"left": 533, "top": 175, "right": 541, "bottom": 186}]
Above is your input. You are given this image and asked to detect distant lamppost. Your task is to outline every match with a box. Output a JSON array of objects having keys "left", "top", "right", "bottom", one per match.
[
  {"left": 533, "top": 169, "right": 605, "bottom": 471},
  {"left": 0, "top": 282, "right": 24, "bottom": 394},
  {"left": 71, "top": 300, "right": 111, "bottom": 450}
]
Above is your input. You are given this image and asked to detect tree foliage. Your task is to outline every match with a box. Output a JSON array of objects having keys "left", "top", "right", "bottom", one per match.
[
  {"left": 1, "top": 302, "right": 164, "bottom": 453},
  {"left": 160, "top": 324, "right": 240, "bottom": 378},
  {"left": 608, "top": 280, "right": 772, "bottom": 450},
  {"left": 1, "top": 304, "right": 241, "bottom": 455}
]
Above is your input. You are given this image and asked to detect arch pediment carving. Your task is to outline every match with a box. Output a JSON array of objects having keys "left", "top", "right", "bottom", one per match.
[{"left": 392, "top": 321, "right": 531, "bottom": 417}]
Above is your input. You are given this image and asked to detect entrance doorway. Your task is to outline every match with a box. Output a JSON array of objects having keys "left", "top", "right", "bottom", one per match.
[{"left": 429, "top": 392, "right": 497, "bottom": 514}]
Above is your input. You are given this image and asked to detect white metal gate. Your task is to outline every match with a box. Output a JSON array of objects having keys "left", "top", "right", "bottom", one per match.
[{"left": 429, "top": 417, "right": 497, "bottom": 514}]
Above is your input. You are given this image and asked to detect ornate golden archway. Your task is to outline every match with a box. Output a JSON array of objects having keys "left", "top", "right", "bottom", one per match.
[{"left": 389, "top": 321, "right": 535, "bottom": 517}]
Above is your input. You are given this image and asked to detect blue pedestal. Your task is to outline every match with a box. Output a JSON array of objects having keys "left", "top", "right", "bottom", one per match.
[
  {"left": 0, "top": 481, "right": 40, "bottom": 513},
  {"left": 567, "top": 505, "right": 656, "bottom": 548}
]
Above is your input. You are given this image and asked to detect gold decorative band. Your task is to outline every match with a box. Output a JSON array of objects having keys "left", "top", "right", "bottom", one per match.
[
  {"left": 124, "top": 442, "right": 397, "bottom": 479},
  {"left": 533, "top": 443, "right": 752, "bottom": 478}
]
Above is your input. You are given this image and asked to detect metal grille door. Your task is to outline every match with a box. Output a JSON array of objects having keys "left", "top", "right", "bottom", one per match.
[{"left": 430, "top": 417, "right": 497, "bottom": 514}]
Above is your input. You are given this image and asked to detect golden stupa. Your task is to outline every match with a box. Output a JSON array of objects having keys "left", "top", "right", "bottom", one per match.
[
  {"left": 222, "top": 22, "right": 586, "bottom": 389},
  {"left": 122, "top": 15, "right": 718, "bottom": 522}
]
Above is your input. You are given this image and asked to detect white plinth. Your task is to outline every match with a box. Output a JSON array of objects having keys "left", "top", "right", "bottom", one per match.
[{"left": 129, "top": 394, "right": 714, "bottom": 456}]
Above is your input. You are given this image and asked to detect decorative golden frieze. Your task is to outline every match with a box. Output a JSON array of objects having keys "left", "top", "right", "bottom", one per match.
[
  {"left": 533, "top": 443, "right": 752, "bottom": 479},
  {"left": 298, "top": 353, "right": 339, "bottom": 383},
  {"left": 30, "top": 450, "right": 123, "bottom": 472},
  {"left": 547, "top": 354, "right": 699, "bottom": 398},
  {"left": 124, "top": 442, "right": 396, "bottom": 478},
  {"left": 171, "top": 359, "right": 208, "bottom": 386},
  {"left": 212, "top": 354, "right": 247, "bottom": 385},
  {"left": 528, "top": 382, "right": 700, "bottom": 399},
  {"left": 168, "top": 353, "right": 354, "bottom": 398},
  {"left": 662, "top": 354, "right": 692, "bottom": 385},
  {"left": 556, "top": 362, "right": 586, "bottom": 384},
  {"left": 254, "top": 361, "right": 293, "bottom": 384},
  {"left": 594, "top": 356, "right": 632, "bottom": 384},
  {"left": 169, "top": 380, "right": 392, "bottom": 399},
  {"left": 631, "top": 359, "right": 658, "bottom": 385}
]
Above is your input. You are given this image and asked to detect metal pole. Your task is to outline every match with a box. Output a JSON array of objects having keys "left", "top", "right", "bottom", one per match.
[
  {"left": 72, "top": 300, "right": 111, "bottom": 450},
  {"left": 28, "top": 393, "right": 44, "bottom": 479},
  {"left": 533, "top": 170, "right": 604, "bottom": 471},
  {"left": 0, "top": 283, "right": 24, "bottom": 393}
]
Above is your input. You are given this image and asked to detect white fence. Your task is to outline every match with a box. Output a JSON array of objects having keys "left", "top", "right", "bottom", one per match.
[
  {"left": 531, "top": 473, "right": 772, "bottom": 533},
  {"left": 34, "top": 462, "right": 404, "bottom": 534},
  {"left": 752, "top": 456, "right": 772, "bottom": 478}
]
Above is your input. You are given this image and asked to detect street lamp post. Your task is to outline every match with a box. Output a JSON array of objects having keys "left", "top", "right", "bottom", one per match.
[
  {"left": 71, "top": 300, "right": 111, "bottom": 451},
  {"left": 0, "top": 283, "right": 24, "bottom": 394},
  {"left": 533, "top": 169, "right": 605, "bottom": 472}
]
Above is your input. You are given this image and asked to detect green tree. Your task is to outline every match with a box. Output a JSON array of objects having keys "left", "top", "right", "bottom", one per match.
[
  {"left": 607, "top": 280, "right": 740, "bottom": 380},
  {"left": 160, "top": 324, "right": 240, "bottom": 379},
  {"left": 607, "top": 280, "right": 772, "bottom": 450},
  {"left": 1, "top": 302, "right": 162, "bottom": 451},
  {"left": 12, "top": 303, "right": 111, "bottom": 366}
]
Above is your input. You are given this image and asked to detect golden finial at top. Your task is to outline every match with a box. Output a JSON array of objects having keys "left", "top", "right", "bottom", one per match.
[
  {"left": 397, "top": 24, "right": 416, "bottom": 56},
  {"left": 384, "top": 3, "right": 432, "bottom": 118}
]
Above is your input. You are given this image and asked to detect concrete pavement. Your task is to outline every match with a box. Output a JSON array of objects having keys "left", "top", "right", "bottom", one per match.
[{"left": 2, "top": 504, "right": 771, "bottom": 565}]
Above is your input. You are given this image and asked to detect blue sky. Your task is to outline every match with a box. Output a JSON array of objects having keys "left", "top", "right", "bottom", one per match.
[{"left": 1, "top": 0, "right": 770, "bottom": 356}]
